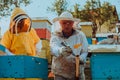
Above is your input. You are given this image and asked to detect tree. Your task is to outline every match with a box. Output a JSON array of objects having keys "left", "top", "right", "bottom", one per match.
[
  {"left": 76, "top": 0, "right": 101, "bottom": 37},
  {"left": 47, "top": 0, "right": 68, "bottom": 16},
  {"left": 73, "top": 4, "right": 80, "bottom": 18},
  {"left": 82, "top": 0, "right": 100, "bottom": 30},
  {"left": 0, "top": 0, "right": 31, "bottom": 18},
  {"left": 73, "top": 0, "right": 117, "bottom": 37},
  {"left": 48, "top": 0, "right": 118, "bottom": 37}
]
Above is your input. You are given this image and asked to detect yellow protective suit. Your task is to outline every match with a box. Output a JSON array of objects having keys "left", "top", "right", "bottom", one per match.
[
  {"left": 0, "top": 8, "right": 42, "bottom": 80},
  {"left": 1, "top": 28, "right": 40, "bottom": 56}
]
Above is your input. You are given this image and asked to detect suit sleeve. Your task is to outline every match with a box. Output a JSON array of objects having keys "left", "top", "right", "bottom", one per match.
[
  {"left": 50, "top": 35, "right": 62, "bottom": 57},
  {"left": 30, "top": 28, "right": 40, "bottom": 44},
  {"left": 79, "top": 32, "right": 88, "bottom": 62},
  {"left": 0, "top": 31, "right": 12, "bottom": 49}
]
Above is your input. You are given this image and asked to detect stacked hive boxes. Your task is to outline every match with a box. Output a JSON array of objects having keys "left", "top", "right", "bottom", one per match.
[{"left": 32, "top": 17, "right": 52, "bottom": 64}]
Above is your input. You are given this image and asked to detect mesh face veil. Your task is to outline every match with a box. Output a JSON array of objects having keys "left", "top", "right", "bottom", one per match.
[{"left": 10, "top": 15, "right": 31, "bottom": 34}]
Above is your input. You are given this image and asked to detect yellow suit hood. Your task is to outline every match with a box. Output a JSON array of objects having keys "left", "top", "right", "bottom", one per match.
[
  {"left": 10, "top": 7, "right": 26, "bottom": 28},
  {"left": 10, "top": 7, "right": 26, "bottom": 21},
  {"left": 10, "top": 7, "right": 31, "bottom": 33}
]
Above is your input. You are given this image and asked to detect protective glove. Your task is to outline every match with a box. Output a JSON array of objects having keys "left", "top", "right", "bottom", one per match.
[
  {"left": 59, "top": 46, "right": 72, "bottom": 56},
  {"left": 5, "top": 49, "right": 14, "bottom": 55},
  {"left": 79, "top": 52, "right": 88, "bottom": 63},
  {"left": 79, "top": 56, "right": 84, "bottom": 64}
]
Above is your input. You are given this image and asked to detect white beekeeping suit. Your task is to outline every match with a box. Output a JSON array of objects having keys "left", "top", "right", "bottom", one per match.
[{"left": 50, "top": 11, "right": 88, "bottom": 80}]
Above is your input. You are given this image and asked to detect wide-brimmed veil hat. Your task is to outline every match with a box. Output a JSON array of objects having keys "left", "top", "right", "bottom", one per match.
[{"left": 52, "top": 11, "right": 80, "bottom": 22}]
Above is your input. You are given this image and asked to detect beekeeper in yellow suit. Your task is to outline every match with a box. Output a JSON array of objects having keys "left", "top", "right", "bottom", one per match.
[{"left": 0, "top": 7, "right": 42, "bottom": 80}]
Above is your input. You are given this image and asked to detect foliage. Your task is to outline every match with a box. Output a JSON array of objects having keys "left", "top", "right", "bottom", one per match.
[
  {"left": 48, "top": 0, "right": 118, "bottom": 37},
  {"left": 0, "top": 0, "right": 31, "bottom": 18},
  {"left": 47, "top": 0, "right": 68, "bottom": 16},
  {"left": 73, "top": 0, "right": 118, "bottom": 37}
]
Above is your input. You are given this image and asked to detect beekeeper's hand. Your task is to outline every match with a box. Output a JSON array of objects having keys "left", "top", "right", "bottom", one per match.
[{"left": 59, "top": 46, "right": 72, "bottom": 56}]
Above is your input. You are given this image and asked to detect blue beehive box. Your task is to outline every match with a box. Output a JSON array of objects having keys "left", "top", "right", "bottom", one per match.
[
  {"left": 90, "top": 53, "right": 120, "bottom": 80},
  {"left": 87, "top": 37, "right": 92, "bottom": 44},
  {"left": 0, "top": 44, "right": 6, "bottom": 52},
  {"left": 0, "top": 56, "right": 48, "bottom": 79}
]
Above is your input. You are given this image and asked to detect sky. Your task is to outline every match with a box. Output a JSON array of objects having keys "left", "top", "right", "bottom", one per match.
[{"left": 0, "top": 0, "right": 120, "bottom": 35}]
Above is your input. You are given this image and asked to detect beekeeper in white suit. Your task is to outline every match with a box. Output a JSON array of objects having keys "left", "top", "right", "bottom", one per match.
[{"left": 50, "top": 11, "right": 88, "bottom": 80}]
